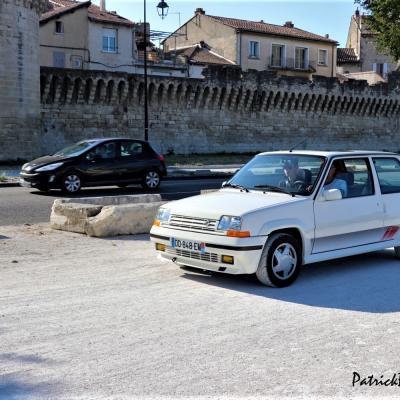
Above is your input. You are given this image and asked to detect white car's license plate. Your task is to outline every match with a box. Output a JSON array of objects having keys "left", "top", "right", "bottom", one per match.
[{"left": 170, "top": 237, "right": 206, "bottom": 253}]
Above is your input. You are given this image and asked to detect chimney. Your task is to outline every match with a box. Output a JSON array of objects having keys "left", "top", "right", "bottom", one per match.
[
  {"left": 355, "top": 8, "right": 360, "bottom": 18},
  {"left": 284, "top": 21, "right": 294, "bottom": 28},
  {"left": 100, "top": 0, "right": 106, "bottom": 12},
  {"left": 195, "top": 8, "right": 205, "bottom": 15},
  {"left": 325, "top": 34, "right": 329, "bottom": 38}
]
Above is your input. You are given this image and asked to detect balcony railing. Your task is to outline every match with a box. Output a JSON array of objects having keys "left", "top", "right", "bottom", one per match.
[{"left": 268, "top": 57, "right": 317, "bottom": 73}]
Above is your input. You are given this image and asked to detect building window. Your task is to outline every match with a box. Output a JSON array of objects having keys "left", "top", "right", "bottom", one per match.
[
  {"left": 102, "top": 28, "right": 117, "bottom": 53},
  {"left": 271, "top": 44, "right": 285, "bottom": 67},
  {"left": 295, "top": 47, "right": 308, "bottom": 69},
  {"left": 248, "top": 41, "right": 260, "bottom": 59},
  {"left": 55, "top": 20, "right": 64, "bottom": 34},
  {"left": 53, "top": 52, "right": 65, "bottom": 68},
  {"left": 318, "top": 49, "right": 328, "bottom": 66},
  {"left": 374, "top": 63, "right": 388, "bottom": 77}
]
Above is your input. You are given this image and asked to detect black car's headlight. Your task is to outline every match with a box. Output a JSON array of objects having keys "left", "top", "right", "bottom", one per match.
[{"left": 35, "top": 162, "right": 64, "bottom": 172}]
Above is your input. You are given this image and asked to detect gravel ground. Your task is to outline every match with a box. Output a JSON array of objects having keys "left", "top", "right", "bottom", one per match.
[{"left": 1, "top": 224, "right": 400, "bottom": 399}]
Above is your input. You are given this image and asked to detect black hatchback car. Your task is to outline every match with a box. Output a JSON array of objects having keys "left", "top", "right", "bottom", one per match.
[{"left": 20, "top": 138, "right": 167, "bottom": 193}]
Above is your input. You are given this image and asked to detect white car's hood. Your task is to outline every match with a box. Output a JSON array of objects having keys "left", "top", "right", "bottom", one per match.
[{"left": 166, "top": 189, "right": 306, "bottom": 219}]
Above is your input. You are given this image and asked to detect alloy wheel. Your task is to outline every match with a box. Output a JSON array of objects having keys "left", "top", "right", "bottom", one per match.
[
  {"left": 145, "top": 171, "right": 160, "bottom": 188},
  {"left": 271, "top": 243, "right": 297, "bottom": 280},
  {"left": 64, "top": 174, "right": 81, "bottom": 193}
]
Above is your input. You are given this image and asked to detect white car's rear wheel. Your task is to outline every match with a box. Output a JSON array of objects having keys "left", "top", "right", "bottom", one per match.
[{"left": 256, "top": 233, "right": 301, "bottom": 287}]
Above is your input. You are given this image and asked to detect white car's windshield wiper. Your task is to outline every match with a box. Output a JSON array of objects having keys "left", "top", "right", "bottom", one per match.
[
  {"left": 222, "top": 182, "right": 249, "bottom": 192},
  {"left": 254, "top": 185, "right": 295, "bottom": 197}
]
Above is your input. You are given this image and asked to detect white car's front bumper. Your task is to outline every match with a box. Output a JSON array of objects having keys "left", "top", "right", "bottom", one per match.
[{"left": 150, "top": 226, "right": 266, "bottom": 275}]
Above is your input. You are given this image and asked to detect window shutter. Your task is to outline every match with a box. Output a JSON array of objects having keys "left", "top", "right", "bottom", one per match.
[
  {"left": 383, "top": 63, "right": 388, "bottom": 76},
  {"left": 372, "top": 63, "right": 377, "bottom": 72}
]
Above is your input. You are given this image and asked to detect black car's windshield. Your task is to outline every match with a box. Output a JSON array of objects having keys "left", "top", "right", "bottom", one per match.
[
  {"left": 53, "top": 141, "right": 100, "bottom": 157},
  {"left": 227, "top": 154, "right": 326, "bottom": 196}
]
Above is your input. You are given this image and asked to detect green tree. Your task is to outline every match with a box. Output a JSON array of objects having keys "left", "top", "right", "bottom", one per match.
[{"left": 355, "top": 0, "right": 400, "bottom": 61}]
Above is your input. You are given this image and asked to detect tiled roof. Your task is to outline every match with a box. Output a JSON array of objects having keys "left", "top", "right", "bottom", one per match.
[
  {"left": 41, "top": 0, "right": 134, "bottom": 27},
  {"left": 337, "top": 48, "right": 360, "bottom": 64},
  {"left": 208, "top": 15, "right": 337, "bottom": 44},
  {"left": 87, "top": 4, "right": 134, "bottom": 27},
  {"left": 40, "top": 1, "right": 90, "bottom": 23},
  {"left": 167, "top": 44, "right": 236, "bottom": 66}
]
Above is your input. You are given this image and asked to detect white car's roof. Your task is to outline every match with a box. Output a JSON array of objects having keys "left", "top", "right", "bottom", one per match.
[{"left": 258, "top": 150, "right": 398, "bottom": 158}]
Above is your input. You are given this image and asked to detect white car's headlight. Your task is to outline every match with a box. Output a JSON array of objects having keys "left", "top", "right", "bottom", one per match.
[
  {"left": 217, "top": 215, "right": 242, "bottom": 231},
  {"left": 35, "top": 162, "right": 64, "bottom": 172},
  {"left": 154, "top": 208, "right": 171, "bottom": 226}
]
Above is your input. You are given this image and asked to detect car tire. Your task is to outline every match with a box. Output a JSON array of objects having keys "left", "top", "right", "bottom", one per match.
[
  {"left": 256, "top": 233, "right": 301, "bottom": 288},
  {"left": 142, "top": 169, "right": 161, "bottom": 190},
  {"left": 394, "top": 246, "right": 400, "bottom": 259},
  {"left": 61, "top": 172, "right": 82, "bottom": 194}
]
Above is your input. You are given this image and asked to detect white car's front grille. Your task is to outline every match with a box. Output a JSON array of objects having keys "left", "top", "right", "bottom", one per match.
[
  {"left": 166, "top": 214, "right": 219, "bottom": 232},
  {"left": 166, "top": 248, "right": 219, "bottom": 263}
]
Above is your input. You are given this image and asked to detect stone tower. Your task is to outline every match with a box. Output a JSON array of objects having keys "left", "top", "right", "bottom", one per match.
[{"left": 0, "top": 0, "right": 48, "bottom": 161}]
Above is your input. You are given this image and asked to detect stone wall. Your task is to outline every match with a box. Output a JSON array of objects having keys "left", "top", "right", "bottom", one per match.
[
  {"left": 36, "top": 66, "right": 400, "bottom": 158},
  {"left": 3, "top": 65, "right": 400, "bottom": 160},
  {"left": 0, "top": 0, "right": 48, "bottom": 161}
]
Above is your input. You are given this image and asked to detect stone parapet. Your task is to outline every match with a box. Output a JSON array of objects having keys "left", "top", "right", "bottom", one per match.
[{"left": 40, "top": 66, "right": 400, "bottom": 119}]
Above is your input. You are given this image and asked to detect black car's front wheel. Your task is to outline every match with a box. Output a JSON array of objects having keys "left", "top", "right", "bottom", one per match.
[
  {"left": 61, "top": 173, "right": 82, "bottom": 194},
  {"left": 142, "top": 170, "right": 161, "bottom": 190}
]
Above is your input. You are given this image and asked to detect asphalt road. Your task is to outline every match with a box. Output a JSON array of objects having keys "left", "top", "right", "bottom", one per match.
[{"left": 0, "top": 178, "right": 225, "bottom": 226}]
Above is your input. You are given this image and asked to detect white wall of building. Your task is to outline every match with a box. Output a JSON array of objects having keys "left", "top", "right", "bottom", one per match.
[{"left": 87, "top": 22, "right": 137, "bottom": 72}]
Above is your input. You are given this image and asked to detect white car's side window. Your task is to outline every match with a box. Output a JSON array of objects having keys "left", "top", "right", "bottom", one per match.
[
  {"left": 322, "top": 158, "right": 374, "bottom": 199},
  {"left": 373, "top": 157, "right": 400, "bottom": 194}
]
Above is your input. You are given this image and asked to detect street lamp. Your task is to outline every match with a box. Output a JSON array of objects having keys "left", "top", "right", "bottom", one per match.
[
  {"left": 156, "top": 0, "right": 169, "bottom": 19},
  {"left": 143, "top": 0, "right": 169, "bottom": 142}
]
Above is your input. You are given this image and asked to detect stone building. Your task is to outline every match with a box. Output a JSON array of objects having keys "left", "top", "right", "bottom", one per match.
[
  {"left": 40, "top": 0, "right": 138, "bottom": 72},
  {"left": 165, "top": 41, "right": 238, "bottom": 79},
  {"left": 163, "top": 8, "right": 338, "bottom": 79},
  {"left": 0, "top": 0, "right": 48, "bottom": 161},
  {"left": 337, "top": 10, "right": 400, "bottom": 83}
]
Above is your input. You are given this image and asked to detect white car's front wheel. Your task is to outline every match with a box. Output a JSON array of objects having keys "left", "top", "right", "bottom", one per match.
[{"left": 256, "top": 233, "right": 301, "bottom": 287}]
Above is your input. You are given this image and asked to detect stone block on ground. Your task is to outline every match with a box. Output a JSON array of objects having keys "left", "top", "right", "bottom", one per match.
[
  {"left": 85, "top": 201, "right": 166, "bottom": 237},
  {"left": 51, "top": 200, "right": 103, "bottom": 233},
  {"left": 59, "top": 194, "right": 161, "bottom": 206}
]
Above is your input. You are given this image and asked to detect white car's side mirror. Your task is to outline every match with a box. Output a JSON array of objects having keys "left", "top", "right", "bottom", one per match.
[{"left": 321, "top": 188, "right": 342, "bottom": 201}]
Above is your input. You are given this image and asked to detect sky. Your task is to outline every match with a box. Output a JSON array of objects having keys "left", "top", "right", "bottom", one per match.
[{"left": 95, "top": 0, "right": 361, "bottom": 48}]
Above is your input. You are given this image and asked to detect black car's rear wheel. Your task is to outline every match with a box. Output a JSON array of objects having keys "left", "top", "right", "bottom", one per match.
[
  {"left": 62, "top": 173, "right": 82, "bottom": 194},
  {"left": 142, "top": 170, "right": 161, "bottom": 190}
]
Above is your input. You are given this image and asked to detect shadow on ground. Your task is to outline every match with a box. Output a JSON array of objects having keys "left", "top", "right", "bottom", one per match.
[
  {"left": 181, "top": 249, "right": 400, "bottom": 313},
  {"left": 0, "top": 378, "right": 59, "bottom": 400}
]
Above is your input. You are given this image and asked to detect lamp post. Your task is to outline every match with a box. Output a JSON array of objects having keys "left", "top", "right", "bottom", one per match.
[{"left": 143, "top": 0, "right": 169, "bottom": 142}]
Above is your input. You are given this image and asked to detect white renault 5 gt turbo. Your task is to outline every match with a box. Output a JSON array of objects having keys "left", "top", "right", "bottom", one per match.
[{"left": 150, "top": 151, "right": 400, "bottom": 287}]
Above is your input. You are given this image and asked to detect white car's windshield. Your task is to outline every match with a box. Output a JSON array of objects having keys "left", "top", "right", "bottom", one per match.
[{"left": 227, "top": 154, "right": 326, "bottom": 196}]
